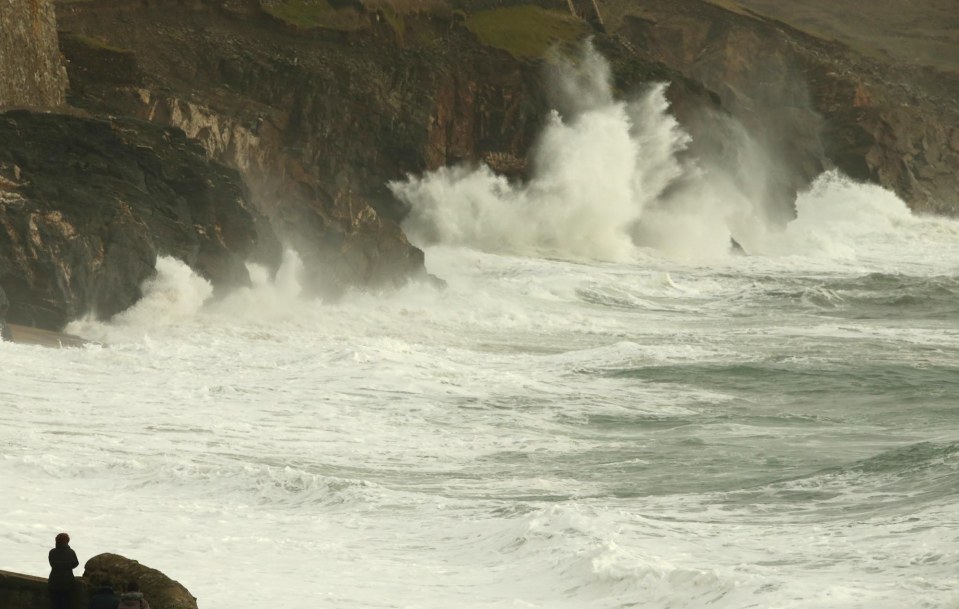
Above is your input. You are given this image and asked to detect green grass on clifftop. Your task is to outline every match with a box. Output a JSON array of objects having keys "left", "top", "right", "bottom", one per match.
[
  {"left": 465, "top": 6, "right": 587, "bottom": 60},
  {"left": 262, "top": 0, "right": 365, "bottom": 31}
]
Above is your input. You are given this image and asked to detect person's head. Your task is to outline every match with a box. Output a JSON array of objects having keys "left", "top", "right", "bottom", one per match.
[
  {"left": 55, "top": 532, "right": 70, "bottom": 546},
  {"left": 126, "top": 581, "right": 140, "bottom": 593}
]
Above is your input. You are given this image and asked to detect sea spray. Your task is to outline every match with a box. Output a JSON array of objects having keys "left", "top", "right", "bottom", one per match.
[
  {"left": 391, "top": 42, "right": 702, "bottom": 262},
  {"left": 65, "top": 256, "right": 213, "bottom": 341},
  {"left": 390, "top": 42, "right": 760, "bottom": 262},
  {"left": 65, "top": 250, "right": 309, "bottom": 343}
]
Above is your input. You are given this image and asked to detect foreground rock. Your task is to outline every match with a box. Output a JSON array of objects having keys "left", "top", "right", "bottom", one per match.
[
  {"left": 84, "top": 553, "right": 197, "bottom": 609},
  {"left": 0, "top": 110, "right": 267, "bottom": 330}
]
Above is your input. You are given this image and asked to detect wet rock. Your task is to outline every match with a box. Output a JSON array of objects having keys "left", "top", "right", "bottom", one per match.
[{"left": 0, "top": 110, "right": 266, "bottom": 330}]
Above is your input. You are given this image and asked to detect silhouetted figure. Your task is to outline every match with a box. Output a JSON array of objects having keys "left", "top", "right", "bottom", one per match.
[
  {"left": 88, "top": 581, "right": 120, "bottom": 609},
  {"left": 48, "top": 532, "right": 79, "bottom": 609},
  {"left": 0, "top": 285, "right": 11, "bottom": 341},
  {"left": 117, "top": 581, "right": 151, "bottom": 609}
]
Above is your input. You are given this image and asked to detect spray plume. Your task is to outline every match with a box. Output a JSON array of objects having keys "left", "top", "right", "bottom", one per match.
[{"left": 390, "top": 41, "right": 772, "bottom": 262}]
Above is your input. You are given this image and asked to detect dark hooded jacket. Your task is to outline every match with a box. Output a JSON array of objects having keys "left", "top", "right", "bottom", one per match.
[
  {"left": 88, "top": 585, "right": 120, "bottom": 609},
  {"left": 48, "top": 543, "right": 79, "bottom": 590}
]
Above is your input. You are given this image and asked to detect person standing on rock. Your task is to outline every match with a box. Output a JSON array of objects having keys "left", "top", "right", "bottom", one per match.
[
  {"left": 48, "top": 532, "right": 79, "bottom": 609},
  {"left": 116, "top": 581, "right": 151, "bottom": 609}
]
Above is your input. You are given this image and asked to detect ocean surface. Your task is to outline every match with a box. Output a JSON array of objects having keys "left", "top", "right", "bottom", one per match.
[{"left": 3, "top": 47, "right": 959, "bottom": 609}]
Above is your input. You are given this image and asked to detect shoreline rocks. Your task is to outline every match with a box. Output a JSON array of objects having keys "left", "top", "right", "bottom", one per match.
[{"left": 0, "top": 110, "right": 267, "bottom": 330}]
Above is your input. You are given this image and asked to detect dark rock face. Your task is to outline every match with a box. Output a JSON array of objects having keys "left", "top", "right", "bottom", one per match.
[
  {"left": 605, "top": 0, "right": 959, "bottom": 215},
  {"left": 83, "top": 553, "right": 197, "bottom": 609},
  {"left": 0, "top": 110, "right": 263, "bottom": 329}
]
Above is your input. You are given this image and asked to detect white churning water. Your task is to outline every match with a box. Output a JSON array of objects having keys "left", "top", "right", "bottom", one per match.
[{"left": 3, "top": 44, "right": 959, "bottom": 609}]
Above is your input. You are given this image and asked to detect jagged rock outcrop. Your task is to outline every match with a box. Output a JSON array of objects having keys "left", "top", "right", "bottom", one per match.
[
  {"left": 84, "top": 553, "right": 197, "bottom": 609},
  {"left": 0, "top": 110, "right": 266, "bottom": 329},
  {"left": 0, "top": 0, "right": 68, "bottom": 109}
]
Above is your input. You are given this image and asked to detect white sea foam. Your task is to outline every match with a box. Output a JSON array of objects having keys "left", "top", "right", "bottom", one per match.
[
  {"left": 391, "top": 43, "right": 959, "bottom": 275},
  {"left": 5, "top": 44, "right": 959, "bottom": 609}
]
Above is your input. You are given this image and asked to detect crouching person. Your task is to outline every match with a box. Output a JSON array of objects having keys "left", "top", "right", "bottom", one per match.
[
  {"left": 88, "top": 581, "right": 119, "bottom": 609},
  {"left": 117, "top": 581, "right": 150, "bottom": 609}
]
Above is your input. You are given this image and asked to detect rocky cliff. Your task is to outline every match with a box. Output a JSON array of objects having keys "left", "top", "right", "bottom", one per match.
[
  {"left": 0, "top": 111, "right": 264, "bottom": 329},
  {"left": 49, "top": 0, "right": 715, "bottom": 303},
  {"left": 1, "top": 0, "right": 957, "bottom": 330},
  {"left": 53, "top": 0, "right": 959, "bottom": 229},
  {"left": 603, "top": 0, "right": 959, "bottom": 216},
  {"left": 52, "top": 0, "right": 573, "bottom": 297}
]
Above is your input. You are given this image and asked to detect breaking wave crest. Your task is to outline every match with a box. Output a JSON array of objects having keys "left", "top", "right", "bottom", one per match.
[{"left": 391, "top": 43, "right": 955, "bottom": 268}]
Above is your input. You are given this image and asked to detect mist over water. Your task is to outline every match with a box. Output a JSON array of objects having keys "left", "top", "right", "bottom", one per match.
[{"left": 5, "top": 46, "right": 959, "bottom": 609}]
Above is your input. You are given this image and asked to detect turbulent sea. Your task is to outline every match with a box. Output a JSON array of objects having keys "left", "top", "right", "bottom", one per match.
[{"left": 3, "top": 47, "right": 959, "bottom": 609}]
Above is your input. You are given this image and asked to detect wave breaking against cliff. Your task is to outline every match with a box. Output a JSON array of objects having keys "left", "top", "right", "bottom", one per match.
[{"left": 392, "top": 43, "right": 926, "bottom": 264}]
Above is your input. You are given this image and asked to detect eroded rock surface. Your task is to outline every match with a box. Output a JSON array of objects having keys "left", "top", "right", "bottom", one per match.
[{"left": 0, "top": 110, "right": 264, "bottom": 329}]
